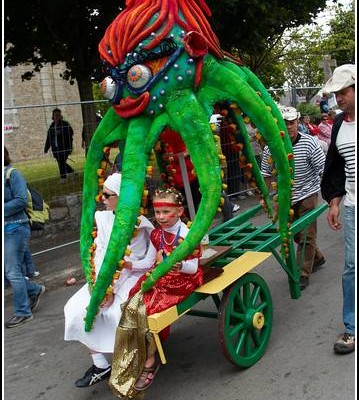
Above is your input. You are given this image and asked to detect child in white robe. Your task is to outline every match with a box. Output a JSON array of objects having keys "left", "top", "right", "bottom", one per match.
[{"left": 64, "top": 172, "right": 156, "bottom": 387}]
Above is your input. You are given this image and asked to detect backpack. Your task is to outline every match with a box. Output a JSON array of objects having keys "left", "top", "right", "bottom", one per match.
[{"left": 6, "top": 167, "right": 50, "bottom": 231}]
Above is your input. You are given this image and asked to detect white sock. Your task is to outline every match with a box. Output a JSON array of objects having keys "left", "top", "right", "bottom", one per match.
[{"left": 91, "top": 353, "right": 110, "bottom": 369}]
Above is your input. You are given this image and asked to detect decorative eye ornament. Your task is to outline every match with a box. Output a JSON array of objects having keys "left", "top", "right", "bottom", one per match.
[
  {"left": 100, "top": 76, "right": 123, "bottom": 104},
  {"left": 127, "top": 65, "right": 152, "bottom": 89}
]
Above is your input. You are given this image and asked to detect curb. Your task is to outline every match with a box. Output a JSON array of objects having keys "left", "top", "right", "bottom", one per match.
[{"left": 4, "top": 265, "right": 84, "bottom": 304}]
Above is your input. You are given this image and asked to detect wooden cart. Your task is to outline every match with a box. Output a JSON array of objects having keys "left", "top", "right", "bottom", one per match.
[{"left": 148, "top": 203, "right": 328, "bottom": 367}]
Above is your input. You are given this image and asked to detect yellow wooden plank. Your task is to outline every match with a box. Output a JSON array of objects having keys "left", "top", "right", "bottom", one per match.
[
  {"left": 195, "top": 251, "right": 272, "bottom": 294},
  {"left": 147, "top": 305, "right": 190, "bottom": 333},
  {"left": 153, "top": 333, "right": 167, "bottom": 364},
  {"left": 147, "top": 251, "right": 272, "bottom": 333}
]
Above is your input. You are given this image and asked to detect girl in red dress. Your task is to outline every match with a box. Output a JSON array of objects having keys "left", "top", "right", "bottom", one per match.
[
  {"left": 137, "top": 188, "right": 203, "bottom": 313},
  {"left": 110, "top": 188, "right": 203, "bottom": 398}
]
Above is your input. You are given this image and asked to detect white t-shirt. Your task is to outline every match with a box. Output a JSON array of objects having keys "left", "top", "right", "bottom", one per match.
[{"left": 336, "top": 120, "right": 356, "bottom": 206}]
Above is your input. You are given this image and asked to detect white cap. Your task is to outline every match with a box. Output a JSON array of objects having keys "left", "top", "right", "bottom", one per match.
[
  {"left": 279, "top": 106, "right": 300, "bottom": 121},
  {"left": 209, "top": 113, "right": 222, "bottom": 123},
  {"left": 324, "top": 64, "right": 356, "bottom": 93},
  {"left": 103, "top": 172, "right": 122, "bottom": 195}
]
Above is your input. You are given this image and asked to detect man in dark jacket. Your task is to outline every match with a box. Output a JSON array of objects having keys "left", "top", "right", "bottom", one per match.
[
  {"left": 44, "top": 108, "right": 74, "bottom": 180},
  {"left": 321, "top": 64, "right": 355, "bottom": 355}
]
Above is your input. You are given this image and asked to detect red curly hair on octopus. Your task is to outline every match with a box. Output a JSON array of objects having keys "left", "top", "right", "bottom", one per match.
[{"left": 98, "top": 0, "right": 224, "bottom": 66}]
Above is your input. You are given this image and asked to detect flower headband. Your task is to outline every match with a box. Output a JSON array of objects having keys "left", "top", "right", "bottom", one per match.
[{"left": 153, "top": 187, "right": 184, "bottom": 206}]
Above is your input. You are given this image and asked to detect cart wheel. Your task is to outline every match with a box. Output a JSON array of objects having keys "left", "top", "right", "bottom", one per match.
[{"left": 218, "top": 272, "right": 273, "bottom": 367}]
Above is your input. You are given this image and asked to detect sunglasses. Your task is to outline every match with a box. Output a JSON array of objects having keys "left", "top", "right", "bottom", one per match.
[{"left": 102, "top": 192, "right": 117, "bottom": 199}]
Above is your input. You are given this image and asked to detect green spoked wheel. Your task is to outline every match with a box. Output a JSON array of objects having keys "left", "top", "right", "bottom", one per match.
[{"left": 218, "top": 272, "right": 273, "bottom": 367}]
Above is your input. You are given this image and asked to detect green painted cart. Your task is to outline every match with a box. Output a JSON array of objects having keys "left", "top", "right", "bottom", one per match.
[{"left": 148, "top": 202, "right": 328, "bottom": 368}]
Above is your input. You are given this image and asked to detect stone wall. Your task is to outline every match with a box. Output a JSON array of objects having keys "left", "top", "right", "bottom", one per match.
[
  {"left": 28, "top": 192, "right": 83, "bottom": 245},
  {"left": 4, "top": 64, "right": 83, "bottom": 161}
]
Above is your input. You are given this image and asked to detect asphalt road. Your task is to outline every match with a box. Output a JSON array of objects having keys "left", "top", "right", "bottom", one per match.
[{"left": 3, "top": 203, "right": 356, "bottom": 400}]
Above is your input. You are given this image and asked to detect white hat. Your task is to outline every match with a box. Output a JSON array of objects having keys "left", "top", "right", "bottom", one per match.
[
  {"left": 103, "top": 172, "right": 122, "bottom": 196},
  {"left": 279, "top": 106, "right": 300, "bottom": 121},
  {"left": 209, "top": 113, "right": 222, "bottom": 124},
  {"left": 324, "top": 64, "right": 356, "bottom": 93}
]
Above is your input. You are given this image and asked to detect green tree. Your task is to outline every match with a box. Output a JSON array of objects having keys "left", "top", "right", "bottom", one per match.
[
  {"left": 207, "top": 0, "right": 327, "bottom": 85},
  {"left": 322, "top": 0, "right": 355, "bottom": 65},
  {"left": 4, "top": 1, "right": 124, "bottom": 86},
  {"left": 4, "top": 0, "right": 125, "bottom": 144},
  {"left": 273, "top": 0, "right": 355, "bottom": 100},
  {"left": 277, "top": 27, "right": 325, "bottom": 101}
]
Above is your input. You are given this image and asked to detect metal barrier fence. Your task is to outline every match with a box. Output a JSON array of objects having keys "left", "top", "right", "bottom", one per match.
[
  {"left": 220, "top": 136, "right": 261, "bottom": 200},
  {"left": 4, "top": 100, "right": 257, "bottom": 204},
  {"left": 4, "top": 100, "right": 107, "bottom": 199},
  {"left": 4, "top": 80, "right": 325, "bottom": 201}
]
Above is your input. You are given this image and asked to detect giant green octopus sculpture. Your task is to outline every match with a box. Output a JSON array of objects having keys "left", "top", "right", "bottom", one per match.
[{"left": 81, "top": 0, "right": 294, "bottom": 331}]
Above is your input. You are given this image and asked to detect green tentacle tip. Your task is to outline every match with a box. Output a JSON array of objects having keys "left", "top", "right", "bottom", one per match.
[
  {"left": 84, "top": 319, "right": 93, "bottom": 332},
  {"left": 141, "top": 272, "right": 155, "bottom": 293}
]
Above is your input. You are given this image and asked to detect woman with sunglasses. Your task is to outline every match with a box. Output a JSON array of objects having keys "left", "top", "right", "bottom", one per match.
[{"left": 64, "top": 172, "right": 156, "bottom": 388}]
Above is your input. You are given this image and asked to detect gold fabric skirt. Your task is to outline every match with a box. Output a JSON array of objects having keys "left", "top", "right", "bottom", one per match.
[{"left": 109, "top": 291, "right": 156, "bottom": 399}]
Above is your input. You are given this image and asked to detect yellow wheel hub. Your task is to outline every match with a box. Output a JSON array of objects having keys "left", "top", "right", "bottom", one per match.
[{"left": 252, "top": 312, "right": 265, "bottom": 329}]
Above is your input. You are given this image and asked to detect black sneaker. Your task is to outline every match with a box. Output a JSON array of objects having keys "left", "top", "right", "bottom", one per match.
[
  {"left": 30, "top": 285, "right": 46, "bottom": 312},
  {"left": 334, "top": 332, "right": 355, "bottom": 354},
  {"left": 5, "top": 315, "right": 33, "bottom": 328},
  {"left": 75, "top": 365, "right": 112, "bottom": 387}
]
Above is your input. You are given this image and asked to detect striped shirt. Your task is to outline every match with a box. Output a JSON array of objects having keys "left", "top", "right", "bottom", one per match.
[
  {"left": 261, "top": 133, "right": 326, "bottom": 204},
  {"left": 336, "top": 120, "right": 355, "bottom": 206}
]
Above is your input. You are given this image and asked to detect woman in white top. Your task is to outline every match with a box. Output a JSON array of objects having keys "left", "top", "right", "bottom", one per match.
[{"left": 64, "top": 172, "right": 156, "bottom": 387}]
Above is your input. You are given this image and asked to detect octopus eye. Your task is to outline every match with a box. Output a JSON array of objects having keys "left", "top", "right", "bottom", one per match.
[
  {"left": 100, "top": 77, "right": 116, "bottom": 100},
  {"left": 127, "top": 64, "right": 152, "bottom": 89}
]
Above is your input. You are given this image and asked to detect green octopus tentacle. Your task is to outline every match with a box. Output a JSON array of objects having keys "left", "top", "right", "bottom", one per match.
[
  {"left": 144, "top": 113, "right": 172, "bottom": 190},
  {"left": 241, "top": 67, "right": 296, "bottom": 225},
  {"left": 224, "top": 62, "right": 295, "bottom": 176},
  {"left": 220, "top": 62, "right": 295, "bottom": 235},
  {"left": 234, "top": 113, "right": 272, "bottom": 216},
  {"left": 141, "top": 89, "right": 222, "bottom": 292},
  {"left": 102, "top": 124, "right": 129, "bottom": 147},
  {"left": 81, "top": 108, "right": 128, "bottom": 289},
  {"left": 198, "top": 57, "right": 292, "bottom": 253},
  {"left": 144, "top": 113, "right": 171, "bottom": 154},
  {"left": 84, "top": 116, "right": 152, "bottom": 331}
]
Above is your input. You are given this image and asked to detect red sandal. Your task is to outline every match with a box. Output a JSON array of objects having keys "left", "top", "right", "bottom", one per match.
[{"left": 134, "top": 357, "right": 161, "bottom": 391}]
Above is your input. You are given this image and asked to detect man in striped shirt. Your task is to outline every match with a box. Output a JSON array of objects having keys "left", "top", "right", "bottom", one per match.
[
  {"left": 321, "top": 64, "right": 356, "bottom": 355},
  {"left": 261, "top": 106, "right": 326, "bottom": 290}
]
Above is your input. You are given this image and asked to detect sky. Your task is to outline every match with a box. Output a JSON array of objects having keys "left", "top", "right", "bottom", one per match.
[{"left": 315, "top": 0, "right": 354, "bottom": 30}]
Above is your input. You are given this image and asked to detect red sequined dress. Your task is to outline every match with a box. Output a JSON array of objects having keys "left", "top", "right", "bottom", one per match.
[{"left": 129, "top": 219, "right": 203, "bottom": 315}]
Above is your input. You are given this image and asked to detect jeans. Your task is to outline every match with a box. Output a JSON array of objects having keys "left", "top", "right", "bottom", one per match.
[
  {"left": 343, "top": 206, "right": 355, "bottom": 335},
  {"left": 4, "top": 224, "right": 42, "bottom": 316},
  {"left": 22, "top": 247, "right": 36, "bottom": 276}
]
